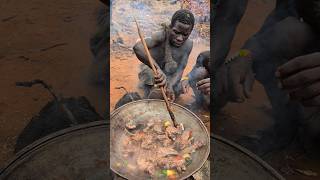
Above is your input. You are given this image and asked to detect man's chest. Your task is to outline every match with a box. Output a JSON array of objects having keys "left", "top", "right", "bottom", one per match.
[{"left": 151, "top": 44, "right": 185, "bottom": 62}]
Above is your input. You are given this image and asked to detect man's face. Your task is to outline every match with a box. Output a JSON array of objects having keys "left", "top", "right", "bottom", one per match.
[{"left": 169, "top": 21, "right": 193, "bottom": 47}]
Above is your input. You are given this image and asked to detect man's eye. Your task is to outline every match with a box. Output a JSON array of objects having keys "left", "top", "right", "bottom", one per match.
[{"left": 173, "top": 30, "right": 180, "bottom": 34}]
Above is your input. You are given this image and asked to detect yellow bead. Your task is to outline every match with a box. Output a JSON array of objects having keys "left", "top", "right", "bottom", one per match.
[
  {"left": 164, "top": 120, "right": 171, "bottom": 127},
  {"left": 166, "top": 169, "right": 176, "bottom": 176}
]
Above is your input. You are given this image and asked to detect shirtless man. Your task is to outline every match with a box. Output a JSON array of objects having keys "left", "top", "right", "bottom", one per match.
[{"left": 133, "top": 9, "right": 194, "bottom": 101}]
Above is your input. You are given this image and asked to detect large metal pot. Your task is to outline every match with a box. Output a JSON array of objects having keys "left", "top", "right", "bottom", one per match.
[
  {"left": 211, "top": 135, "right": 285, "bottom": 180},
  {"left": 110, "top": 99, "right": 211, "bottom": 180}
]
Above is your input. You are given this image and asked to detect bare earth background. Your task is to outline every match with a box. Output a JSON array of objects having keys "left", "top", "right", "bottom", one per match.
[{"left": 0, "top": 0, "right": 105, "bottom": 167}]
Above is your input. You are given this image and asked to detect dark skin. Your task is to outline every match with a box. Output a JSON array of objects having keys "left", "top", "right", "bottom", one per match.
[
  {"left": 99, "top": 0, "right": 108, "bottom": 6},
  {"left": 215, "top": 0, "right": 296, "bottom": 103},
  {"left": 182, "top": 51, "right": 210, "bottom": 96},
  {"left": 133, "top": 21, "right": 193, "bottom": 101},
  {"left": 277, "top": 52, "right": 320, "bottom": 106},
  {"left": 197, "top": 78, "right": 210, "bottom": 95}
]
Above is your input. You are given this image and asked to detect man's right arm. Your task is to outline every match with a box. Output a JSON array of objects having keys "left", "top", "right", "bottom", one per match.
[{"left": 133, "top": 31, "right": 164, "bottom": 69}]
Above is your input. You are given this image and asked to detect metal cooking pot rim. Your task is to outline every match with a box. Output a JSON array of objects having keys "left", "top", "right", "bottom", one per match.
[{"left": 0, "top": 120, "right": 109, "bottom": 177}]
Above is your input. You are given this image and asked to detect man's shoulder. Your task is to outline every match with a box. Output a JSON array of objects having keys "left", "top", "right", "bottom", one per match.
[
  {"left": 151, "top": 30, "right": 166, "bottom": 42},
  {"left": 183, "top": 39, "right": 193, "bottom": 51}
]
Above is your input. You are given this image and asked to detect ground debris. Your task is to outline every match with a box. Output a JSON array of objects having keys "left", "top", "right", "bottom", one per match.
[
  {"left": 295, "top": 169, "right": 318, "bottom": 177},
  {"left": 2, "top": 15, "right": 17, "bottom": 22}
]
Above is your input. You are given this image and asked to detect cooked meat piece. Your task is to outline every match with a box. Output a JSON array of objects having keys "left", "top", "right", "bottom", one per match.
[
  {"left": 137, "top": 156, "right": 150, "bottom": 171},
  {"left": 141, "top": 134, "right": 154, "bottom": 149},
  {"left": 165, "top": 125, "right": 181, "bottom": 140},
  {"left": 122, "top": 136, "right": 131, "bottom": 146},
  {"left": 174, "top": 130, "right": 192, "bottom": 150},
  {"left": 156, "top": 134, "right": 167, "bottom": 140},
  {"left": 157, "top": 155, "right": 186, "bottom": 171},
  {"left": 181, "top": 140, "right": 205, "bottom": 154},
  {"left": 193, "top": 140, "right": 205, "bottom": 149},
  {"left": 153, "top": 123, "right": 164, "bottom": 134},
  {"left": 146, "top": 165, "right": 156, "bottom": 176},
  {"left": 120, "top": 119, "right": 206, "bottom": 177},
  {"left": 125, "top": 121, "right": 137, "bottom": 130},
  {"left": 163, "top": 138, "right": 173, "bottom": 147},
  {"left": 157, "top": 147, "right": 179, "bottom": 158},
  {"left": 130, "top": 131, "right": 146, "bottom": 142}
]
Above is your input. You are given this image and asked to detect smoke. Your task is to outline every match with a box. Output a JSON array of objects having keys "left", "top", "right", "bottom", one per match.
[{"left": 111, "top": 0, "right": 210, "bottom": 47}]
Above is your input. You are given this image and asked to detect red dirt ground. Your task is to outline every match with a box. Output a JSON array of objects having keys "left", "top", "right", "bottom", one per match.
[{"left": 0, "top": 0, "right": 105, "bottom": 167}]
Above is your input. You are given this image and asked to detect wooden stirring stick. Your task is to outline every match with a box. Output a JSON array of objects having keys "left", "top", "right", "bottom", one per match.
[{"left": 134, "top": 18, "right": 177, "bottom": 127}]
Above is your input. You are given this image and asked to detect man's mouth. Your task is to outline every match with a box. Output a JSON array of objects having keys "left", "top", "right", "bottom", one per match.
[{"left": 173, "top": 40, "right": 183, "bottom": 46}]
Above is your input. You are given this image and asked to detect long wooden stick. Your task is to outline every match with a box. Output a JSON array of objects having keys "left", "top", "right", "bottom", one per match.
[{"left": 134, "top": 18, "right": 177, "bottom": 127}]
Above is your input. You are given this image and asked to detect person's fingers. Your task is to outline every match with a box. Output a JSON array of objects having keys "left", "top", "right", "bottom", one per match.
[
  {"left": 181, "top": 80, "right": 187, "bottom": 94},
  {"left": 302, "top": 94, "right": 320, "bottom": 107},
  {"left": 155, "top": 73, "right": 165, "bottom": 83},
  {"left": 281, "top": 66, "right": 320, "bottom": 89},
  {"left": 198, "top": 82, "right": 210, "bottom": 92},
  {"left": 244, "top": 71, "right": 255, "bottom": 98},
  {"left": 182, "top": 84, "right": 187, "bottom": 94},
  {"left": 277, "top": 52, "right": 320, "bottom": 78},
  {"left": 289, "top": 81, "right": 320, "bottom": 101},
  {"left": 185, "top": 83, "right": 190, "bottom": 93},
  {"left": 155, "top": 71, "right": 164, "bottom": 79},
  {"left": 156, "top": 80, "right": 166, "bottom": 87},
  {"left": 197, "top": 78, "right": 210, "bottom": 86}
]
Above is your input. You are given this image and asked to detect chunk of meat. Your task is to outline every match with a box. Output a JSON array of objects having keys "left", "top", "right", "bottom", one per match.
[
  {"left": 141, "top": 134, "right": 154, "bottom": 149},
  {"left": 157, "top": 147, "right": 179, "bottom": 158},
  {"left": 136, "top": 155, "right": 157, "bottom": 176},
  {"left": 193, "top": 140, "right": 205, "bottom": 149},
  {"left": 157, "top": 155, "right": 186, "bottom": 172},
  {"left": 153, "top": 123, "right": 164, "bottom": 134},
  {"left": 174, "top": 130, "right": 192, "bottom": 150},
  {"left": 125, "top": 121, "right": 137, "bottom": 130},
  {"left": 181, "top": 140, "right": 205, "bottom": 154},
  {"left": 130, "top": 131, "right": 146, "bottom": 142},
  {"left": 156, "top": 134, "right": 167, "bottom": 140},
  {"left": 120, "top": 119, "right": 205, "bottom": 177},
  {"left": 165, "top": 125, "right": 182, "bottom": 140}
]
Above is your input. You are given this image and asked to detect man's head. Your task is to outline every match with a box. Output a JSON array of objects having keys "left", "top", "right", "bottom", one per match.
[
  {"left": 296, "top": 0, "right": 320, "bottom": 31},
  {"left": 169, "top": 9, "right": 195, "bottom": 47}
]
